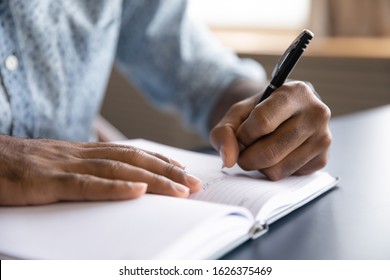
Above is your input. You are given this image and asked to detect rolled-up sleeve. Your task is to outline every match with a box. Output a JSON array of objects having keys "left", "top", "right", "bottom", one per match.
[{"left": 115, "top": 0, "right": 266, "bottom": 137}]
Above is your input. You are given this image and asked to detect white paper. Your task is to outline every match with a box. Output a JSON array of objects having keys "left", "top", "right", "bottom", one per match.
[{"left": 0, "top": 194, "right": 252, "bottom": 259}]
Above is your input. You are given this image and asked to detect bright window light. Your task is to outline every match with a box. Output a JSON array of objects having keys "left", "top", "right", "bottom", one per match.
[{"left": 188, "top": 0, "right": 311, "bottom": 30}]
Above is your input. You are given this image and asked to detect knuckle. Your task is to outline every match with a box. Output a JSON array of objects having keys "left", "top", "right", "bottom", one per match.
[
  {"left": 294, "top": 81, "right": 309, "bottom": 93},
  {"left": 237, "top": 129, "right": 254, "bottom": 147},
  {"left": 149, "top": 172, "right": 176, "bottom": 193},
  {"left": 105, "top": 159, "right": 123, "bottom": 173},
  {"left": 163, "top": 163, "right": 184, "bottom": 180},
  {"left": 126, "top": 147, "right": 146, "bottom": 162},
  {"left": 72, "top": 174, "right": 91, "bottom": 199},
  {"left": 288, "top": 81, "right": 311, "bottom": 100},
  {"left": 255, "top": 112, "right": 274, "bottom": 135},
  {"left": 316, "top": 154, "right": 329, "bottom": 169},
  {"left": 150, "top": 172, "right": 165, "bottom": 185},
  {"left": 278, "top": 87, "right": 292, "bottom": 102},
  {"left": 85, "top": 158, "right": 125, "bottom": 177},
  {"left": 152, "top": 152, "right": 170, "bottom": 163},
  {"left": 72, "top": 173, "right": 119, "bottom": 200},
  {"left": 320, "top": 132, "right": 333, "bottom": 149},
  {"left": 71, "top": 173, "right": 115, "bottom": 201},
  {"left": 313, "top": 102, "right": 331, "bottom": 121}
]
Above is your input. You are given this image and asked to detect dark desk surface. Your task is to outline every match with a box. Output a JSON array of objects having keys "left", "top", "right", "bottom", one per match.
[{"left": 223, "top": 105, "right": 390, "bottom": 259}]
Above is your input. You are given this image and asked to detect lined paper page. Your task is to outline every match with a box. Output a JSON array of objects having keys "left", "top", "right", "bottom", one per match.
[
  {"left": 189, "top": 167, "right": 321, "bottom": 217},
  {"left": 124, "top": 139, "right": 335, "bottom": 218}
]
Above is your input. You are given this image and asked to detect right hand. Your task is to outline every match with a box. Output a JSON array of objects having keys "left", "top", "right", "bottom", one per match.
[
  {"left": 0, "top": 135, "right": 202, "bottom": 206},
  {"left": 210, "top": 81, "right": 331, "bottom": 181}
]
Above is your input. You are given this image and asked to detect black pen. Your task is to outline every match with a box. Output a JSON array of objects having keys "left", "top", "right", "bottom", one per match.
[{"left": 258, "top": 29, "right": 314, "bottom": 103}]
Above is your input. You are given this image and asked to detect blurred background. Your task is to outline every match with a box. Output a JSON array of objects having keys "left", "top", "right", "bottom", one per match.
[{"left": 100, "top": 0, "right": 390, "bottom": 148}]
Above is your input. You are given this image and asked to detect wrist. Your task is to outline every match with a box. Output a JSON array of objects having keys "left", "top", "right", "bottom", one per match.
[{"left": 208, "top": 78, "right": 266, "bottom": 131}]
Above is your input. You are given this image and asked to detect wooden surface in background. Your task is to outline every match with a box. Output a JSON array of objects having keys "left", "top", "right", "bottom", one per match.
[{"left": 101, "top": 31, "right": 390, "bottom": 148}]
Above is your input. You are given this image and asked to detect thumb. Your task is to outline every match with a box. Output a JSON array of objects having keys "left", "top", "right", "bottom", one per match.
[{"left": 210, "top": 124, "right": 240, "bottom": 168}]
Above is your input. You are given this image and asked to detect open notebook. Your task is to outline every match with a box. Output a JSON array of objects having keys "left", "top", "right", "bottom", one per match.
[{"left": 0, "top": 139, "right": 338, "bottom": 259}]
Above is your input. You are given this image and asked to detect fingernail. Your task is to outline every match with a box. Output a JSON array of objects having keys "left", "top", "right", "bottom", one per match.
[
  {"left": 219, "top": 146, "right": 227, "bottom": 167},
  {"left": 186, "top": 173, "right": 202, "bottom": 186},
  {"left": 174, "top": 183, "right": 190, "bottom": 194}
]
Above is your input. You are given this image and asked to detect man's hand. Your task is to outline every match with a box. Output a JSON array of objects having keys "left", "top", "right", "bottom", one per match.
[
  {"left": 0, "top": 135, "right": 202, "bottom": 206},
  {"left": 210, "top": 80, "right": 332, "bottom": 181}
]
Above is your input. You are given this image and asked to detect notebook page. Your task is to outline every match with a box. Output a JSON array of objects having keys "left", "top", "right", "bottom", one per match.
[
  {"left": 189, "top": 167, "right": 322, "bottom": 217},
  {"left": 0, "top": 194, "right": 251, "bottom": 260},
  {"left": 123, "top": 139, "right": 333, "bottom": 219}
]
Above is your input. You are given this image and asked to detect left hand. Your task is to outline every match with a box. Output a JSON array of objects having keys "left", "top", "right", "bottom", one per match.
[{"left": 210, "top": 81, "right": 332, "bottom": 180}]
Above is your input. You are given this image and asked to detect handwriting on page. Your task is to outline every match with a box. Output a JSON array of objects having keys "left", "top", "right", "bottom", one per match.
[
  {"left": 200, "top": 176, "right": 227, "bottom": 192},
  {"left": 189, "top": 166, "right": 313, "bottom": 217},
  {"left": 190, "top": 175, "right": 279, "bottom": 216}
]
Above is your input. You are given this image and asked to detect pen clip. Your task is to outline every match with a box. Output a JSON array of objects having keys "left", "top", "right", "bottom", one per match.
[
  {"left": 258, "top": 29, "right": 314, "bottom": 104},
  {"left": 272, "top": 37, "right": 300, "bottom": 77},
  {"left": 271, "top": 29, "right": 314, "bottom": 86}
]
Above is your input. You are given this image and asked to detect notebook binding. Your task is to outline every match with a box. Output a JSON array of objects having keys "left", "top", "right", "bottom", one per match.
[{"left": 249, "top": 220, "right": 269, "bottom": 239}]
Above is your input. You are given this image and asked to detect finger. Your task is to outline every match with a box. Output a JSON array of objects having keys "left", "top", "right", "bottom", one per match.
[
  {"left": 294, "top": 153, "right": 329, "bottom": 176},
  {"left": 236, "top": 87, "right": 297, "bottom": 147},
  {"left": 210, "top": 99, "right": 255, "bottom": 167},
  {"left": 257, "top": 134, "right": 331, "bottom": 181},
  {"left": 238, "top": 116, "right": 312, "bottom": 171},
  {"left": 0, "top": 181, "right": 38, "bottom": 206},
  {"left": 77, "top": 147, "right": 201, "bottom": 191},
  {"left": 210, "top": 124, "right": 240, "bottom": 168},
  {"left": 62, "top": 159, "right": 196, "bottom": 197},
  {"left": 50, "top": 173, "right": 147, "bottom": 202},
  {"left": 76, "top": 142, "right": 186, "bottom": 169}
]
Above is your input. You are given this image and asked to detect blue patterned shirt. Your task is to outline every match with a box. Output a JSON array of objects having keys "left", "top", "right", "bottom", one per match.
[{"left": 0, "top": 0, "right": 265, "bottom": 141}]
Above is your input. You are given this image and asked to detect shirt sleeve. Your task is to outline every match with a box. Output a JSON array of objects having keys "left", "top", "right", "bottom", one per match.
[{"left": 115, "top": 0, "right": 266, "bottom": 137}]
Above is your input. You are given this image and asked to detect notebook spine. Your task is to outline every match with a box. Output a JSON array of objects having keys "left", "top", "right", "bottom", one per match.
[{"left": 249, "top": 220, "right": 269, "bottom": 239}]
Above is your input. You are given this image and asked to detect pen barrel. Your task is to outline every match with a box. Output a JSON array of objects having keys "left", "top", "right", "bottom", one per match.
[{"left": 257, "top": 29, "right": 314, "bottom": 104}]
